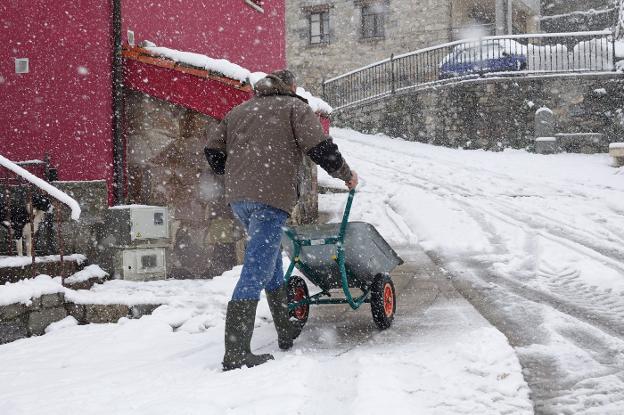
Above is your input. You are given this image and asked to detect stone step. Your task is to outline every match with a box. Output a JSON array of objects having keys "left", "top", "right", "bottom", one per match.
[
  {"left": 0, "top": 291, "right": 161, "bottom": 345},
  {"left": 610, "top": 143, "right": 624, "bottom": 167},
  {"left": 0, "top": 255, "right": 86, "bottom": 285}
]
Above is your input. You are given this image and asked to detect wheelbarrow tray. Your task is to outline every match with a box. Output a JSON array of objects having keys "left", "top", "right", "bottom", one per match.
[{"left": 282, "top": 221, "right": 403, "bottom": 291}]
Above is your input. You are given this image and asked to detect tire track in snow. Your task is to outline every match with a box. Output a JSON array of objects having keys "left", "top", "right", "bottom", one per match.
[
  {"left": 335, "top": 135, "right": 624, "bottom": 412},
  {"left": 338, "top": 134, "right": 624, "bottom": 255},
  {"left": 347, "top": 152, "right": 624, "bottom": 338}
]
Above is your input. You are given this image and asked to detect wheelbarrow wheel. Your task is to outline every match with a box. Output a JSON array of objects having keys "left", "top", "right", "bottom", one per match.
[
  {"left": 287, "top": 276, "right": 310, "bottom": 338},
  {"left": 370, "top": 273, "right": 396, "bottom": 330}
]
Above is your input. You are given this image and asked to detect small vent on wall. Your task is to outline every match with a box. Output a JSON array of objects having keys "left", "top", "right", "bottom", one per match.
[
  {"left": 245, "top": 0, "right": 264, "bottom": 13},
  {"left": 15, "top": 58, "right": 29, "bottom": 74}
]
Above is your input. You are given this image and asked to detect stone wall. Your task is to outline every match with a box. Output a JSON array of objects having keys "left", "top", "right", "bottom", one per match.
[
  {"left": 124, "top": 90, "right": 319, "bottom": 279},
  {"left": 332, "top": 73, "right": 624, "bottom": 151},
  {"left": 0, "top": 180, "right": 108, "bottom": 264},
  {"left": 0, "top": 293, "right": 160, "bottom": 344},
  {"left": 286, "top": 0, "right": 453, "bottom": 95},
  {"left": 124, "top": 90, "right": 231, "bottom": 279},
  {"left": 540, "top": 0, "right": 617, "bottom": 33},
  {"left": 0, "top": 91, "right": 320, "bottom": 283}
]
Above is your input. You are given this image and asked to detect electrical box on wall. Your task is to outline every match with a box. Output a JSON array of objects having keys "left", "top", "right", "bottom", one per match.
[
  {"left": 116, "top": 248, "right": 166, "bottom": 281},
  {"left": 105, "top": 205, "right": 169, "bottom": 246},
  {"left": 103, "top": 205, "right": 171, "bottom": 281},
  {"left": 15, "top": 58, "right": 29, "bottom": 74}
]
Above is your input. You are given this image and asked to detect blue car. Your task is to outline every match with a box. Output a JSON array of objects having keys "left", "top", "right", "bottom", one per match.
[{"left": 439, "top": 40, "right": 527, "bottom": 79}]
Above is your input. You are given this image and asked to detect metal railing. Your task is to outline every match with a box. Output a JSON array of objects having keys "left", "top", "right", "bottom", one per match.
[
  {"left": 323, "top": 30, "right": 617, "bottom": 109},
  {"left": 0, "top": 156, "right": 72, "bottom": 282}
]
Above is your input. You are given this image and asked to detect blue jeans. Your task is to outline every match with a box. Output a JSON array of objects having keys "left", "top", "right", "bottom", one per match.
[{"left": 230, "top": 201, "right": 289, "bottom": 301}]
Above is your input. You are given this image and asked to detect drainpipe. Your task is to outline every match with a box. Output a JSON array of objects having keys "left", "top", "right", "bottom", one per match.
[
  {"left": 495, "top": 0, "right": 505, "bottom": 35},
  {"left": 111, "top": 0, "right": 125, "bottom": 205},
  {"left": 507, "top": 0, "right": 513, "bottom": 34}
]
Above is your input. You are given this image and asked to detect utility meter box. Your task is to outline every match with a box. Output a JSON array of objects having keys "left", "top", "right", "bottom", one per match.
[
  {"left": 105, "top": 205, "right": 169, "bottom": 246},
  {"left": 103, "top": 205, "right": 171, "bottom": 281},
  {"left": 114, "top": 248, "right": 167, "bottom": 281}
]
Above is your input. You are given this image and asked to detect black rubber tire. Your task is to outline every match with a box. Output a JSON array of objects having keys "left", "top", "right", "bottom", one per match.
[
  {"left": 287, "top": 276, "right": 310, "bottom": 338},
  {"left": 370, "top": 273, "right": 396, "bottom": 330}
]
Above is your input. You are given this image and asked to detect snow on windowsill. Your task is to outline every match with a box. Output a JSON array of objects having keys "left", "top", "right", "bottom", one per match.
[
  {"left": 610, "top": 143, "right": 624, "bottom": 149},
  {"left": 141, "top": 41, "right": 333, "bottom": 115}
]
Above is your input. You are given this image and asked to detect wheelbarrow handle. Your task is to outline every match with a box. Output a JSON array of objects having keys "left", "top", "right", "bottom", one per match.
[{"left": 338, "top": 189, "right": 355, "bottom": 241}]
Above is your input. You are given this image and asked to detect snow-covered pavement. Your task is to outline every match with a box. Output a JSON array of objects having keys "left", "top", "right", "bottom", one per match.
[
  {"left": 319, "top": 128, "right": 624, "bottom": 414},
  {"left": 3, "top": 126, "right": 623, "bottom": 414},
  {"left": 0, "top": 252, "right": 531, "bottom": 415}
]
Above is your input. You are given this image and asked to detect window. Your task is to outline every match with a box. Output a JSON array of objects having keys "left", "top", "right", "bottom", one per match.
[
  {"left": 361, "top": 4, "right": 385, "bottom": 39},
  {"left": 310, "top": 12, "right": 330, "bottom": 44}
]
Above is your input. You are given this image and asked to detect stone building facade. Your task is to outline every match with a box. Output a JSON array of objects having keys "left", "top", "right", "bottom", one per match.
[
  {"left": 332, "top": 73, "right": 624, "bottom": 152},
  {"left": 124, "top": 91, "right": 319, "bottom": 279},
  {"left": 540, "top": 0, "right": 617, "bottom": 33},
  {"left": 286, "top": 0, "right": 541, "bottom": 95}
]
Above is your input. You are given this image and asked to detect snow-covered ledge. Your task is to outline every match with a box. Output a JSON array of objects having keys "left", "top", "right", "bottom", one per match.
[
  {"left": 610, "top": 142, "right": 624, "bottom": 166},
  {"left": 141, "top": 41, "right": 333, "bottom": 115},
  {"left": 0, "top": 154, "right": 81, "bottom": 220}
]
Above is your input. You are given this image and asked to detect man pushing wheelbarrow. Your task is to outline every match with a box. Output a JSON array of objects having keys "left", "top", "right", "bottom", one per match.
[
  {"left": 207, "top": 70, "right": 402, "bottom": 371},
  {"left": 205, "top": 70, "right": 358, "bottom": 371}
]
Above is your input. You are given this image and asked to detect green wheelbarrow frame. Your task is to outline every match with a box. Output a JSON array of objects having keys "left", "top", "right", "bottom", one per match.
[{"left": 283, "top": 189, "right": 372, "bottom": 311}]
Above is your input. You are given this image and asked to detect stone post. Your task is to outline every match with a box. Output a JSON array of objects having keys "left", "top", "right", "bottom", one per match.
[{"left": 534, "top": 106, "right": 558, "bottom": 154}]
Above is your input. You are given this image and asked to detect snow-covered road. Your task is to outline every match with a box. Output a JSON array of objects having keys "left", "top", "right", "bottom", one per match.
[
  {"left": 320, "top": 128, "right": 624, "bottom": 414},
  {"left": 3, "top": 127, "right": 624, "bottom": 414},
  {"left": 0, "top": 252, "right": 531, "bottom": 415}
]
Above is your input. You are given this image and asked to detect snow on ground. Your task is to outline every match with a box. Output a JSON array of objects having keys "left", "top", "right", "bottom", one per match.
[
  {"left": 7, "top": 126, "right": 624, "bottom": 414},
  {"left": 0, "top": 253, "right": 86, "bottom": 269},
  {"left": 0, "top": 262, "right": 531, "bottom": 415},
  {"left": 319, "top": 128, "right": 624, "bottom": 413},
  {"left": 0, "top": 275, "right": 65, "bottom": 306}
]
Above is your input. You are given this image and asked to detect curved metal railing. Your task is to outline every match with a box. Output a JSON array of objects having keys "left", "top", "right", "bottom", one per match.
[{"left": 323, "top": 30, "right": 617, "bottom": 110}]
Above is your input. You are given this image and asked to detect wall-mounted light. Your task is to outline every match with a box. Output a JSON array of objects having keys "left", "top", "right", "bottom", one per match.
[{"left": 15, "top": 58, "right": 29, "bottom": 74}]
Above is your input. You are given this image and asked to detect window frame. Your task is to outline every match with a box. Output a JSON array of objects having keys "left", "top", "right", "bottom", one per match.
[
  {"left": 361, "top": 4, "right": 385, "bottom": 39},
  {"left": 309, "top": 11, "right": 330, "bottom": 45}
]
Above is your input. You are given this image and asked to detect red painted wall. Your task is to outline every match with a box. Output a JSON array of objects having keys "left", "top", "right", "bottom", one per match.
[
  {"left": 0, "top": 0, "right": 287, "bottom": 205},
  {"left": 0, "top": 1, "right": 114, "bottom": 187},
  {"left": 121, "top": 0, "right": 286, "bottom": 73},
  {"left": 124, "top": 59, "right": 252, "bottom": 121}
]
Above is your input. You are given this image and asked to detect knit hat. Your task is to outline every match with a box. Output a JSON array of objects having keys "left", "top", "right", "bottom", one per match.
[{"left": 270, "top": 69, "right": 296, "bottom": 87}]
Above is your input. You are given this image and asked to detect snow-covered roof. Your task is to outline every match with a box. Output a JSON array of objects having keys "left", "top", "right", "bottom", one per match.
[{"left": 138, "top": 41, "right": 332, "bottom": 115}]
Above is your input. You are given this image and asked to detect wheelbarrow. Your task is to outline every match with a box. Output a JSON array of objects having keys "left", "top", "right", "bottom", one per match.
[{"left": 282, "top": 189, "right": 403, "bottom": 333}]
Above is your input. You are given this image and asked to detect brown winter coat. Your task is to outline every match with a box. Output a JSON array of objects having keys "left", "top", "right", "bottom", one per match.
[{"left": 205, "top": 75, "right": 351, "bottom": 214}]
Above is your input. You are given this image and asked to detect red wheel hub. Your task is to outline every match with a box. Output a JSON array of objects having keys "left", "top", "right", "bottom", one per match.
[
  {"left": 293, "top": 287, "right": 308, "bottom": 320},
  {"left": 383, "top": 284, "right": 394, "bottom": 317}
]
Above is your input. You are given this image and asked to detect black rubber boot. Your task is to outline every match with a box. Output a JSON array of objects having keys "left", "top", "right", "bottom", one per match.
[
  {"left": 222, "top": 300, "right": 274, "bottom": 371},
  {"left": 266, "top": 285, "right": 295, "bottom": 350}
]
